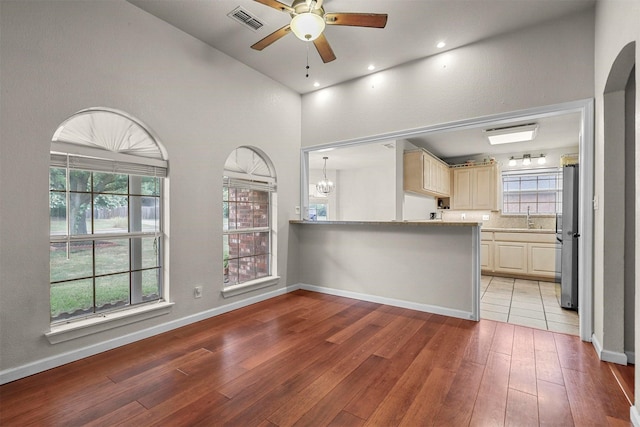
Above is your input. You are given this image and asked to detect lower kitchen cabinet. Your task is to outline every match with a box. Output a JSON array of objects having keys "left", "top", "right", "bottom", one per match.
[
  {"left": 494, "top": 241, "right": 528, "bottom": 274},
  {"left": 528, "top": 243, "right": 560, "bottom": 277},
  {"left": 481, "top": 231, "right": 560, "bottom": 280},
  {"left": 480, "top": 232, "right": 494, "bottom": 271}
]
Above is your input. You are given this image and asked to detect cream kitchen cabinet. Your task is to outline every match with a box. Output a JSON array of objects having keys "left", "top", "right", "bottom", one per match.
[
  {"left": 404, "top": 150, "right": 450, "bottom": 197},
  {"left": 480, "top": 231, "right": 494, "bottom": 271},
  {"left": 451, "top": 164, "right": 498, "bottom": 210},
  {"left": 481, "top": 230, "right": 560, "bottom": 280},
  {"left": 528, "top": 243, "right": 560, "bottom": 277},
  {"left": 494, "top": 241, "right": 528, "bottom": 274}
]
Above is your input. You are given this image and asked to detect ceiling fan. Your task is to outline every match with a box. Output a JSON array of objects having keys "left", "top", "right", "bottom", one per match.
[{"left": 251, "top": 0, "right": 388, "bottom": 63}]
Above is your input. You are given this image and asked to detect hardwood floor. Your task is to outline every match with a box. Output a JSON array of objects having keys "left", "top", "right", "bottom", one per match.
[{"left": 0, "top": 290, "right": 633, "bottom": 426}]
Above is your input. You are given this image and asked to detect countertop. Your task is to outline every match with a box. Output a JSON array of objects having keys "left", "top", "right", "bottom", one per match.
[
  {"left": 481, "top": 227, "right": 556, "bottom": 234},
  {"left": 289, "top": 220, "right": 482, "bottom": 227},
  {"left": 289, "top": 221, "right": 555, "bottom": 233}
]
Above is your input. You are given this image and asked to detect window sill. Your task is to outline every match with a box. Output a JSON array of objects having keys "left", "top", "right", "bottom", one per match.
[
  {"left": 222, "top": 276, "right": 280, "bottom": 298},
  {"left": 45, "top": 301, "right": 174, "bottom": 344}
]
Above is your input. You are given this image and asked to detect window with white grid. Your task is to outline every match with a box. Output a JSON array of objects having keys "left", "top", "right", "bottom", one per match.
[{"left": 502, "top": 169, "right": 562, "bottom": 214}]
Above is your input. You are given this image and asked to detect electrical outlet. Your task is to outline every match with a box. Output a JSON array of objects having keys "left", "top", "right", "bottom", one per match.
[
  {"left": 194, "top": 286, "right": 203, "bottom": 299},
  {"left": 482, "top": 214, "right": 490, "bottom": 221},
  {"left": 295, "top": 206, "right": 300, "bottom": 214},
  {"left": 461, "top": 213, "right": 466, "bottom": 220},
  {"left": 593, "top": 196, "right": 599, "bottom": 210}
]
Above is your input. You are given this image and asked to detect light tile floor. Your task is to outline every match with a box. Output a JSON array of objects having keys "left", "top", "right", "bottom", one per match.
[{"left": 480, "top": 275, "right": 580, "bottom": 336}]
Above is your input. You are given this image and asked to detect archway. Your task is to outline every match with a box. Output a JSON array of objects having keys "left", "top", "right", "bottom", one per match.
[{"left": 602, "top": 42, "right": 636, "bottom": 364}]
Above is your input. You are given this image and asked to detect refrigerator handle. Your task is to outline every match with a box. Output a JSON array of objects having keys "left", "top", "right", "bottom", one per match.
[{"left": 556, "top": 213, "right": 563, "bottom": 243}]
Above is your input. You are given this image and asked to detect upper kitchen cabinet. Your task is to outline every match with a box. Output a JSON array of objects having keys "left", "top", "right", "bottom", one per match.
[
  {"left": 404, "top": 150, "right": 450, "bottom": 197},
  {"left": 451, "top": 163, "right": 499, "bottom": 210}
]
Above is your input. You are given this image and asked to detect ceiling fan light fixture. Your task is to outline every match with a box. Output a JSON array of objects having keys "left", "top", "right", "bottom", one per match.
[{"left": 290, "top": 12, "right": 326, "bottom": 41}]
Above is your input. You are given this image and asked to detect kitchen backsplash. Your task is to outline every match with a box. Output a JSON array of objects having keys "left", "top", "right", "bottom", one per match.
[{"left": 440, "top": 210, "right": 556, "bottom": 230}]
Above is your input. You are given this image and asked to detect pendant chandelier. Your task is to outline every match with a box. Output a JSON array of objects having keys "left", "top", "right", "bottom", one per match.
[{"left": 316, "top": 156, "right": 335, "bottom": 195}]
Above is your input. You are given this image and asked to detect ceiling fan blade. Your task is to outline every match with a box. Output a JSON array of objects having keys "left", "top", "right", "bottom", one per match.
[
  {"left": 253, "top": 0, "right": 294, "bottom": 14},
  {"left": 251, "top": 24, "right": 291, "bottom": 51},
  {"left": 325, "top": 12, "right": 388, "bottom": 28},
  {"left": 313, "top": 33, "right": 336, "bottom": 63}
]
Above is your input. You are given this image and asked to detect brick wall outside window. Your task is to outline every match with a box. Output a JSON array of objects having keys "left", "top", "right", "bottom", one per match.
[{"left": 223, "top": 187, "right": 270, "bottom": 285}]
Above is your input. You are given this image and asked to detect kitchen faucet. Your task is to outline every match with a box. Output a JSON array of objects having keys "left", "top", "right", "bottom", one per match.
[{"left": 527, "top": 206, "right": 534, "bottom": 229}]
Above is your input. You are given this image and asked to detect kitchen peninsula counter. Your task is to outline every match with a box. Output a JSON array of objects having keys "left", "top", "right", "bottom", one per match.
[
  {"left": 481, "top": 227, "right": 555, "bottom": 234},
  {"left": 289, "top": 220, "right": 481, "bottom": 227},
  {"left": 290, "top": 219, "right": 481, "bottom": 321}
]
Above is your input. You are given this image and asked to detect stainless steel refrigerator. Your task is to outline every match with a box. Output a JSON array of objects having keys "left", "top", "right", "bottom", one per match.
[{"left": 556, "top": 164, "right": 579, "bottom": 310}]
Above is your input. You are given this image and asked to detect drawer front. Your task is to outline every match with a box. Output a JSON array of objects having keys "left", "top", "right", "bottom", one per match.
[
  {"left": 494, "top": 232, "right": 556, "bottom": 243},
  {"left": 481, "top": 231, "right": 494, "bottom": 241}
]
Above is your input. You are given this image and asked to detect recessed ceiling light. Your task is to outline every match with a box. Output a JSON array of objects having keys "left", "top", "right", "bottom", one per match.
[
  {"left": 313, "top": 82, "right": 320, "bottom": 87},
  {"left": 367, "top": 64, "right": 375, "bottom": 71},
  {"left": 484, "top": 123, "right": 538, "bottom": 145},
  {"left": 436, "top": 41, "right": 446, "bottom": 49}
]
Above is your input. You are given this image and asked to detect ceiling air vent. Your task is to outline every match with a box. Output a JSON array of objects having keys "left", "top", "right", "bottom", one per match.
[{"left": 227, "top": 6, "right": 265, "bottom": 32}]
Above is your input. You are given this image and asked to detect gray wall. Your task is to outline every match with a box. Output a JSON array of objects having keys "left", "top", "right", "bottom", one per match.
[
  {"left": 0, "top": 0, "right": 301, "bottom": 377},
  {"left": 594, "top": 0, "right": 640, "bottom": 414},
  {"left": 294, "top": 223, "right": 477, "bottom": 317},
  {"left": 301, "top": 9, "right": 595, "bottom": 147}
]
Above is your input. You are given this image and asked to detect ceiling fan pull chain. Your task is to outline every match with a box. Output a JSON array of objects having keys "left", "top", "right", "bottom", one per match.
[{"left": 305, "top": 43, "right": 310, "bottom": 78}]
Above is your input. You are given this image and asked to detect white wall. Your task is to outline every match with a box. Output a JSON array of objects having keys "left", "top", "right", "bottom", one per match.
[
  {"left": 336, "top": 164, "right": 396, "bottom": 221},
  {"left": 0, "top": 0, "right": 301, "bottom": 380},
  {"left": 301, "top": 9, "right": 595, "bottom": 147},
  {"left": 593, "top": 0, "right": 640, "bottom": 416}
]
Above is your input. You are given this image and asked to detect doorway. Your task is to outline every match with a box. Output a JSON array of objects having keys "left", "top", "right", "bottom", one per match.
[
  {"left": 480, "top": 275, "right": 579, "bottom": 335},
  {"left": 601, "top": 42, "right": 636, "bottom": 365}
]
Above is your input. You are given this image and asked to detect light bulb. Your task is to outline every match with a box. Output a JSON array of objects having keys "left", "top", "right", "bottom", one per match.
[
  {"left": 290, "top": 12, "right": 325, "bottom": 41},
  {"left": 522, "top": 155, "right": 531, "bottom": 166},
  {"left": 537, "top": 155, "right": 546, "bottom": 165},
  {"left": 508, "top": 157, "right": 516, "bottom": 167}
]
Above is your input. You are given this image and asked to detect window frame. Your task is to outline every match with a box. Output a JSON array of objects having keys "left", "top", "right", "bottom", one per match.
[
  {"left": 47, "top": 108, "right": 170, "bottom": 340},
  {"left": 501, "top": 168, "right": 563, "bottom": 215},
  {"left": 49, "top": 156, "right": 166, "bottom": 325},
  {"left": 222, "top": 148, "right": 279, "bottom": 297}
]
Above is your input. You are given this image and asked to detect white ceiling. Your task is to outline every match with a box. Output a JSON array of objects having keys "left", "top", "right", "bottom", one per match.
[
  {"left": 309, "top": 112, "right": 582, "bottom": 169},
  {"left": 128, "top": 0, "right": 594, "bottom": 95},
  {"left": 409, "top": 112, "right": 582, "bottom": 160},
  {"left": 127, "top": 0, "right": 590, "bottom": 165}
]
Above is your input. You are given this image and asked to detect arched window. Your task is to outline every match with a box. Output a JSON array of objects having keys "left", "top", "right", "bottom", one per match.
[
  {"left": 223, "top": 147, "right": 278, "bottom": 295},
  {"left": 49, "top": 108, "right": 167, "bottom": 323}
]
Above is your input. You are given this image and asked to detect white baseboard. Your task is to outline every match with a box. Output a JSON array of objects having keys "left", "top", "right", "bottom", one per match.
[
  {"left": 297, "top": 283, "right": 476, "bottom": 321},
  {"left": 0, "top": 285, "right": 297, "bottom": 385},
  {"left": 1, "top": 283, "right": 474, "bottom": 385},
  {"left": 625, "top": 351, "right": 635, "bottom": 365},
  {"left": 631, "top": 406, "right": 640, "bottom": 427},
  {"left": 591, "top": 333, "right": 628, "bottom": 365}
]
